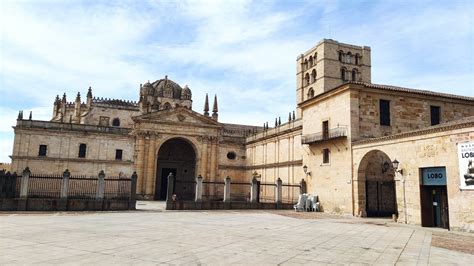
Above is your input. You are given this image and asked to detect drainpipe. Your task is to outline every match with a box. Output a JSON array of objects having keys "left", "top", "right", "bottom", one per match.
[{"left": 403, "top": 177, "right": 407, "bottom": 224}]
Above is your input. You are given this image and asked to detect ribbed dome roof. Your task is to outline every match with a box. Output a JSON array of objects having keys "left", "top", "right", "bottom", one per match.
[{"left": 151, "top": 76, "right": 183, "bottom": 99}]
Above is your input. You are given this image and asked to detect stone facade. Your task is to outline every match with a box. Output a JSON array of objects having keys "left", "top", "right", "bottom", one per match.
[{"left": 8, "top": 39, "right": 474, "bottom": 230}]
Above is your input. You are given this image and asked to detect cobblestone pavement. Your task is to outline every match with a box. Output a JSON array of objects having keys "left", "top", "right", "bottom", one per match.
[{"left": 1, "top": 205, "right": 473, "bottom": 265}]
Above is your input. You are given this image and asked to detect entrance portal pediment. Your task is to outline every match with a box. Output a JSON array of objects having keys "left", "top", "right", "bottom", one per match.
[{"left": 133, "top": 107, "right": 220, "bottom": 127}]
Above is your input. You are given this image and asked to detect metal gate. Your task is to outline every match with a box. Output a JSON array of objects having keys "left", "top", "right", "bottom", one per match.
[{"left": 366, "top": 180, "right": 396, "bottom": 217}]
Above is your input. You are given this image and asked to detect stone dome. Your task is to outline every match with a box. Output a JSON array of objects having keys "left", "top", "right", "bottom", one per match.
[{"left": 151, "top": 76, "right": 184, "bottom": 99}]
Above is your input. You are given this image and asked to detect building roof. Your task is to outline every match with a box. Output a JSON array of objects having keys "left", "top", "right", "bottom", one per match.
[{"left": 354, "top": 82, "right": 474, "bottom": 102}]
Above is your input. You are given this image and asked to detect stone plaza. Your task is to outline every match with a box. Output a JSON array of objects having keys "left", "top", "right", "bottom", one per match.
[{"left": 1, "top": 202, "right": 473, "bottom": 265}]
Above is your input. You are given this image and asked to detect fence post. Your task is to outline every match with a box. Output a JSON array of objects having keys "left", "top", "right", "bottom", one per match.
[
  {"left": 20, "top": 167, "right": 31, "bottom": 198},
  {"left": 17, "top": 167, "right": 31, "bottom": 211},
  {"left": 276, "top": 177, "right": 282, "bottom": 204},
  {"left": 166, "top": 172, "right": 175, "bottom": 203},
  {"left": 96, "top": 170, "right": 105, "bottom": 200},
  {"left": 250, "top": 176, "right": 258, "bottom": 203},
  {"left": 195, "top": 175, "right": 203, "bottom": 202},
  {"left": 129, "top": 172, "right": 138, "bottom": 210},
  {"left": 60, "top": 169, "right": 70, "bottom": 199},
  {"left": 223, "top": 176, "right": 231, "bottom": 203},
  {"left": 300, "top": 178, "right": 307, "bottom": 195}
]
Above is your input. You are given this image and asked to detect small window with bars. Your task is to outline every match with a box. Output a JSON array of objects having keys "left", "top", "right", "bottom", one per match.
[
  {"left": 323, "top": 148, "right": 330, "bottom": 164},
  {"left": 78, "top": 143, "right": 87, "bottom": 158},
  {"left": 322, "top": 120, "right": 329, "bottom": 140},
  {"left": 115, "top": 149, "right": 123, "bottom": 160},
  {"left": 38, "top": 145, "right": 47, "bottom": 157}
]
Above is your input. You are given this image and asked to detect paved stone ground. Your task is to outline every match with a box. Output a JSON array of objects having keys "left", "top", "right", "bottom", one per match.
[{"left": 1, "top": 202, "right": 473, "bottom": 265}]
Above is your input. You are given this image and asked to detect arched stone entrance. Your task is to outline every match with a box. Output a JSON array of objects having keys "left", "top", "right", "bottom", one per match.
[
  {"left": 357, "top": 150, "right": 397, "bottom": 217},
  {"left": 155, "top": 138, "right": 196, "bottom": 200}
]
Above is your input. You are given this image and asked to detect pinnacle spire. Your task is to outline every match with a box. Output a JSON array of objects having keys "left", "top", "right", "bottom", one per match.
[
  {"left": 212, "top": 95, "right": 218, "bottom": 113},
  {"left": 87, "top": 86, "right": 92, "bottom": 98},
  {"left": 204, "top": 93, "right": 209, "bottom": 116}
]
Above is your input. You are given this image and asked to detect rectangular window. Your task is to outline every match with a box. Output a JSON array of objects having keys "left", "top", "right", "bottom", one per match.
[
  {"left": 78, "top": 143, "right": 87, "bottom": 158},
  {"left": 322, "top": 120, "right": 329, "bottom": 140},
  {"left": 38, "top": 145, "right": 47, "bottom": 157},
  {"left": 323, "top": 148, "right": 330, "bottom": 164},
  {"left": 99, "top": 116, "right": 110, "bottom": 127},
  {"left": 430, "top": 106, "right": 440, "bottom": 126},
  {"left": 115, "top": 149, "right": 123, "bottom": 160},
  {"left": 379, "top": 99, "right": 391, "bottom": 126}
]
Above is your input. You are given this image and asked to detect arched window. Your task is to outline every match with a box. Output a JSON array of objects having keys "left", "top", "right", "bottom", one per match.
[
  {"left": 304, "top": 59, "right": 308, "bottom": 70},
  {"left": 346, "top": 52, "right": 352, "bottom": 64},
  {"left": 338, "top": 51, "right": 343, "bottom": 62},
  {"left": 112, "top": 118, "right": 120, "bottom": 127},
  {"left": 314, "top": 52, "right": 317, "bottom": 62},
  {"left": 309, "top": 56, "right": 313, "bottom": 67},
  {"left": 352, "top": 69, "right": 357, "bottom": 81},
  {"left": 307, "top": 88, "right": 315, "bottom": 99},
  {"left": 311, "top": 69, "right": 317, "bottom": 83},
  {"left": 341, "top": 68, "right": 346, "bottom": 81},
  {"left": 163, "top": 102, "right": 172, "bottom": 110},
  {"left": 304, "top": 73, "right": 310, "bottom": 86},
  {"left": 355, "top": 53, "right": 360, "bottom": 65}
]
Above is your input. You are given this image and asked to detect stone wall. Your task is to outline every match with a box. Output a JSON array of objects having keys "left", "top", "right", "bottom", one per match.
[
  {"left": 245, "top": 120, "right": 303, "bottom": 201},
  {"left": 11, "top": 120, "right": 134, "bottom": 177},
  {"left": 353, "top": 121, "right": 474, "bottom": 231}
]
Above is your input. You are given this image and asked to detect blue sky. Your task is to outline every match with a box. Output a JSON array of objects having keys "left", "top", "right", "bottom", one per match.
[{"left": 1, "top": 0, "right": 473, "bottom": 162}]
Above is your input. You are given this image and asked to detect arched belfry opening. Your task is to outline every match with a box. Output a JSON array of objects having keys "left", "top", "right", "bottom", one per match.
[
  {"left": 155, "top": 138, "right": 196, "bottom": 200},
  {"left": 357, "top": 150, "right": 397, "bottom": 217}
]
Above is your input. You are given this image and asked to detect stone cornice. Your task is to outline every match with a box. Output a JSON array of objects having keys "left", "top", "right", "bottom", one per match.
[
  {"left": 10, "top": 156, "right": 133, "bottom": 164},
  {"left": 353, "top": 118, "right": 474, "bottom": 146},
  {"left": 245, "top": 125, "right": 302, "bottom": 145},
  {"left": 247, "top": 160, "right": 303, "bottom": 170}
]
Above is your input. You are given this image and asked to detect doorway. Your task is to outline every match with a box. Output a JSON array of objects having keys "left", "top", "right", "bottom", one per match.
[
  {"left": 155, "top": 138, "right": 196, "bottom": 201},
  {"left": 420, "top": 167, "right": 449, "bottom": 229}
]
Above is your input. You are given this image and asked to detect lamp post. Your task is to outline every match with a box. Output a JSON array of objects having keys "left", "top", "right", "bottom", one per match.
[
  {"left": 303, "top": 165, "right": 311, "bottom": 177},
  {"left": 393, "top": 158, "right": 407, "bottom": 224}
]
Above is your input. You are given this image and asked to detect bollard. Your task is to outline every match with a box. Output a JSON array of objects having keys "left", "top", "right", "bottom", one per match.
[
  {"left": 223, "top": 176, "right": 231, "bottom": 202},
  {"left": 195, "top": 175, "right": 203, "bottom": 202}
]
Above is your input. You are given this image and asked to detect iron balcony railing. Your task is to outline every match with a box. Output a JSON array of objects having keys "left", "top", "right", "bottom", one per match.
[{"left": 301, "top": 126, "right": 348, "bottom": 144}]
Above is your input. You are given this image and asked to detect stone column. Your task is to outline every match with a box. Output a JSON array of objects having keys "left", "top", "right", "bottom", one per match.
[
  {"left": 195, "top": 175, "right": 203, "bottom": 202},
  {"left": 145, "top": 135, "right": 156, "bottom": 197},
  {"left": 135, "top": 135, "right": 145, "bottom": 197},
  {"left": 96, "top": 170, "right": 105, "bottom": 200},
  {"left": 200, "top": 139, "right": 208, "bottom": 178},
  {"left": 223, "top": 176, "right": 231, "bottom": 202},
  {"left": 250, "top": 177, "right": 258, "bottom": 203},
  {"left": 276, "top": 177, "right": 282, "bottom": 204},
  {"left": 60, "top": 169, "right": 70, "bottom": 199},
  {"left": 19, "top": 167, "right": 31, "bottom": 199},
  {"left": 209, "top": 137, "right": 217, "bottom": 180}
]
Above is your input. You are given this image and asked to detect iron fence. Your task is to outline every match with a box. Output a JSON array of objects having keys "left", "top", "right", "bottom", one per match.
[
  {"left": 281, "top": 184, "right": 301, "bottom": 204},
  {"left": 259, "top": 182, "right": 276, "bottom": 203},
  {"left": 68, "top": 176, "right": 98, "bottom": 199},
  {"left": 28, "top": 174, "right": 62, "bottom": 198},
  {"left": 0, "top": 171, "right": 20, "bottom": 198},
  {"left": 230, "top": 182, "right": 251, "bottom": 202},
  {"left": 202, "top": 181, "right": 224, "bottom": 201}
]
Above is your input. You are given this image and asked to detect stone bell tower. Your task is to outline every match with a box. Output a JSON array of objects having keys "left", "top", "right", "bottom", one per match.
[{"left": 295, "top": 39, "right": 371, "bottom": 118}]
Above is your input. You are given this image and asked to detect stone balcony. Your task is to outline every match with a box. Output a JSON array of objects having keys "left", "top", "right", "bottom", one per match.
[{"left": 301, "top": 126, "right": 348, "bottom": 144}]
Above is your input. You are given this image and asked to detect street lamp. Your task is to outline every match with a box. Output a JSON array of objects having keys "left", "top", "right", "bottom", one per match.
[
  {"left": 392, "top": 159, "right": 403, "bottom": 175},
  {"left": 303, "top": 165, "right": 311, "bottom": 177}
]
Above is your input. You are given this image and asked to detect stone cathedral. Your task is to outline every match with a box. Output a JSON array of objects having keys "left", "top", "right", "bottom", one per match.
[{"left": 9, "top": 39, "right": 474, "bottom": 231}]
